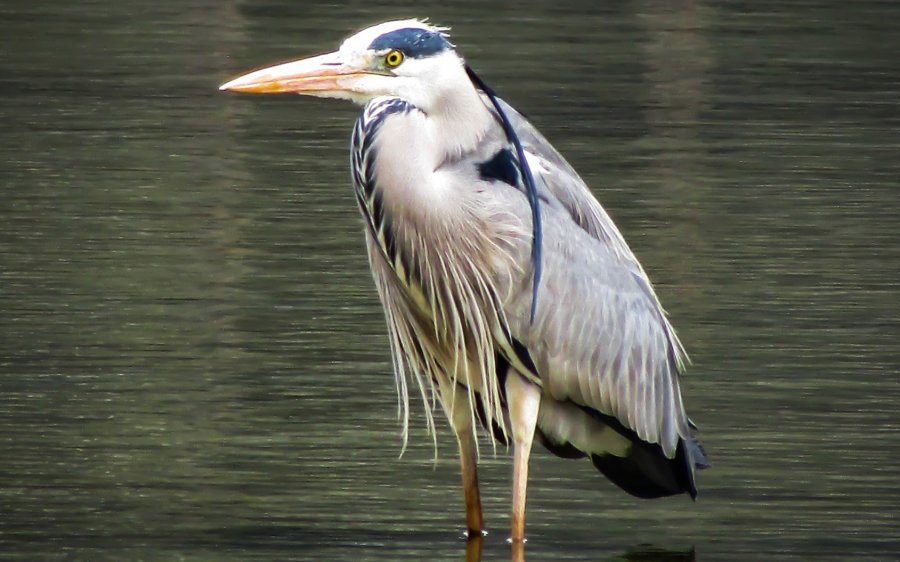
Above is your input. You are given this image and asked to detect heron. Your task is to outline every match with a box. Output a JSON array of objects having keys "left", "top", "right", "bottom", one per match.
[{"left": 220, "top": 19, "right": 708, "bottom": 542}]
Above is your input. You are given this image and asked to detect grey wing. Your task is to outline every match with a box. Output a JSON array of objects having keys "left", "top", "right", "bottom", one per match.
[
  {"left": 494, "top": 99, "right": 691, "bottom": 458},
  {"left": 496, "top": 98, "right": 644, "bottom": 265}
]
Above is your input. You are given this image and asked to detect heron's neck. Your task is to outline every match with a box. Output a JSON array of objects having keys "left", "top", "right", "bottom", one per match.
[
  {"left": 360, "top": 82, "right": 495, "bottom": 217},
  {"left": 424, "top": 82, "right": 494, "bottom": 163}
]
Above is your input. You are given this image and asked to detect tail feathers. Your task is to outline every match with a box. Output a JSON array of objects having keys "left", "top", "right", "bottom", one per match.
[
  {"left": 532, "top": 399, "right": 709, "bottom": 499},
  {"left": 690, "top": 436, "right": 710, "bottom": 470},
  {"left": 591, "top": 430, "right": 710, "bottom": 500}
]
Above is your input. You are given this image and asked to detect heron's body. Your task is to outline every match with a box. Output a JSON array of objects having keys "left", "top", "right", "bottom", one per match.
[{"left": 221, "top": 19, "right": 708, "bottom": 541}]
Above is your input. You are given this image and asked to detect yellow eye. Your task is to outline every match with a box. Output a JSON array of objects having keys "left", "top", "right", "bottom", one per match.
[{"left": 384, "top": 49, "right": 404, "bottom": 68}]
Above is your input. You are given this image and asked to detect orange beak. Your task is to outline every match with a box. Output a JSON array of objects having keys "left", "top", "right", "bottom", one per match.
[{"left": 219, "top": 51, "right": 367, "bottom": 95}]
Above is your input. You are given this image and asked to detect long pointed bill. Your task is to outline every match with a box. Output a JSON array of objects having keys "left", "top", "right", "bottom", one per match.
[{"left": 219, "top": 51, "right": 366, "bottom": 95}]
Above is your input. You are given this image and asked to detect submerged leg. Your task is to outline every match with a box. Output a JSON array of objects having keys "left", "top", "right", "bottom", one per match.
[
  {"left": 438, "top": 379, "right": 485, "bottom": 537},
  {"left": 505, "top": 370, "right": 540, "bottom": 543}
]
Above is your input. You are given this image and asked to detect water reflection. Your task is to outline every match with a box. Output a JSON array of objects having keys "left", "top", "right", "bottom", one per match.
[
  {"left": 467, "top": 537, "right": 484, "bottom": 562},
  {"left": 459, "top": 537, "right": 696, "bottom": 562}
]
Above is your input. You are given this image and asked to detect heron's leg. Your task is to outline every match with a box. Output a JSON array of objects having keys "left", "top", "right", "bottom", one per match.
[
  {"left": 437, "top": 379, "right": 485, "bottom": 536},
  {"left": 457, "top": 420, "right": 485, "bottom": 536},
  {"left": 505, "top": 370, "right": 540, "bottom": 543}
]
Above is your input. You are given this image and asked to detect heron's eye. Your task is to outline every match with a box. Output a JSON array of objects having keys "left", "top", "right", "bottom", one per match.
[{"left": 384, "top": 49, "right": 405, "bottom": 68}]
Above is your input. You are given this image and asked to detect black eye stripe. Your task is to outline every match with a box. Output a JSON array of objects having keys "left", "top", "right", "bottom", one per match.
[{"left": 368, "top": 28, "right": 451, "bottom": 59}]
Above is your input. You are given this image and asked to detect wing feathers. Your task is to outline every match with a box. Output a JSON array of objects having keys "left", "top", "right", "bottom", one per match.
[{"left": 489, "top": 101, "right": 693, "bottom": 457}]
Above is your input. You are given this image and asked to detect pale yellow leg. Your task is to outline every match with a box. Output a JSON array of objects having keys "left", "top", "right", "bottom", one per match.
[
  {"left": 505, "top": 371, "right": 541, "bottom": 543},
  {"left": 437, "top": 378, "right": 485, "bottom": 537}
]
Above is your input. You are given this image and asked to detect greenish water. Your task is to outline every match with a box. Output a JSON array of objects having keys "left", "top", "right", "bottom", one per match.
[{"left": 1, "top": 1, "right": 898, "bottom": 561}]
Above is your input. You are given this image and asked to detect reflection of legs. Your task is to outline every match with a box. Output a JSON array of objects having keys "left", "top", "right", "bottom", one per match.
[
  {"left": 506, "top": 370, "right": 540, "bottom": 543},
  {"left": 438, "top": 379, "right": 484, "bottom": 536},
  {"left": 510, "top": 539, "right": 526, "bottom": 562},
  {"left": 464, "top": 532, "right": 484, "bottom": 562}
]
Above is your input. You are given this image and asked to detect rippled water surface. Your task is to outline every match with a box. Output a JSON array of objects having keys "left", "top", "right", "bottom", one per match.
[{"left": 2, "top": 1, "right": 898, "bottom": 561}]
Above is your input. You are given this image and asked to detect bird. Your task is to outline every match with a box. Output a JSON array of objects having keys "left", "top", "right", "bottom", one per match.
[{"left": 220, "top": 19, "right": 708, "bottom": 542}]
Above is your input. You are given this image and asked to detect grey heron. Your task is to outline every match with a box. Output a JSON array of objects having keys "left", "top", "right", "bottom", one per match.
[{"left": 220, "top": 19, "right": 708, "bottom": 542}]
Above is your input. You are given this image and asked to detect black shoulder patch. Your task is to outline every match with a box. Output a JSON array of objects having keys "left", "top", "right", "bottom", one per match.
[
  {"left": 368, "top": 28, "right": 451, "bottom": 58},
  {"left": 511, "top": 338, "right": 538, "bottom": 377},
  {"left": 477, "top": 148, "right": 520, "bottom": 187}
]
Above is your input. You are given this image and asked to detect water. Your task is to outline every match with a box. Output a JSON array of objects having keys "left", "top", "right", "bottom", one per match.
[{"left": 2, "top": 1, "right": 898, "bottom": 560}]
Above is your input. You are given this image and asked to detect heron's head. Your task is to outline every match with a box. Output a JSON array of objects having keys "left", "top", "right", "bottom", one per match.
[{"left": 220, "top": 20, "right": 465, "bottom": 111}]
